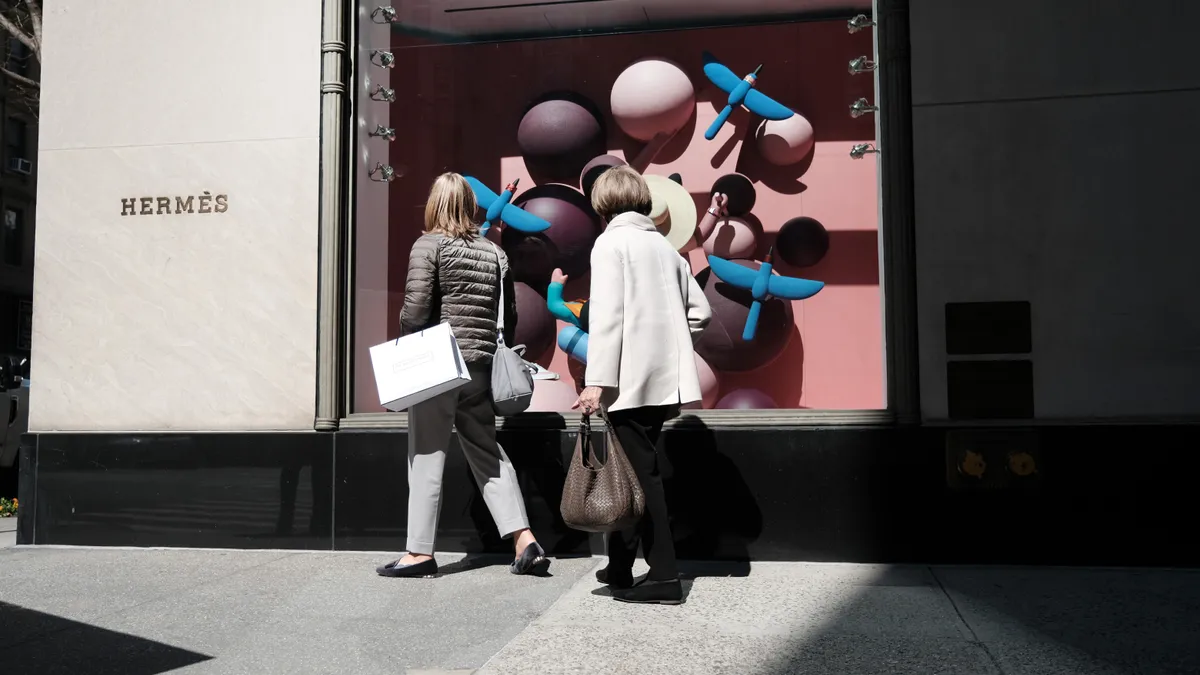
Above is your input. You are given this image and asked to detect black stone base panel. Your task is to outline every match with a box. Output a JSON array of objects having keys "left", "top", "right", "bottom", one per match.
[{"left": 16, "top": 423, "right": 1200, "bottom": 566}]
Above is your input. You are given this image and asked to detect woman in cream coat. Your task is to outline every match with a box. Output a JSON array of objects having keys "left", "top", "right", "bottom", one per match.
[{"left": 573, "top": 166, "right": 712, "bottom": 605}]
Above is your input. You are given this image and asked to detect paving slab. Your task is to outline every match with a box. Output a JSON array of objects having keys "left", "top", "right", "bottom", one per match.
[
  {"left": 480, "top": 561, "right": 1200, "bottom": 675},
  {"left": 5, "top": 547, "right": 1200, "bottom": 675},
  {"left": 933, "top": 566, "right": 1200, "bottom": 675},
  {"left": 0, "top": 547, "right": 596, "bottom": 675},
  {"left": 483, "top": 627, "right": 998, "bottom": 675},
  {"left": 478, "top": 561, "right": 992, "bottom": 675},
  {"left": 0, "top": 548, "right": 294, "bottom": 650}
]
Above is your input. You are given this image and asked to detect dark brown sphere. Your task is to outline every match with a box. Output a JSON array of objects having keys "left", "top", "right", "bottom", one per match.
[
  {"left": 580, "top": 155, "right": 627, "bottom": 199},
  {"left": 513, "top": 282, "right": 556, "bottom": 361},
  {"left": 711, "top": 173, "right": 757, "bottom": 217},
  {"left": 502, "top": 184, "right": 602, "bottom": 287},
  {"left": 517, "top": 95, "right": 604, "bottom": 158},
  {"left": 776, "top": 217, "right": 830, "bottom": 268}
]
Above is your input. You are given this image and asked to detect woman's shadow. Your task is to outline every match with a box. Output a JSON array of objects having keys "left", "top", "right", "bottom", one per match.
[
  {"left": 661, "top": 417, "right": 763, "bottom": 580},
  {"left": 590, "top": 417, "right": 764, "bottom": 601},
  {"left": 465, "top": 418, "right": 593, "bottom": 558}
]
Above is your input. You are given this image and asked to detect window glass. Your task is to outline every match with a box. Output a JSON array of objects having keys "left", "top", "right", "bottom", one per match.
[
  {"left": 5, "top": 117, "right": 27, "bottom": 162},
  {"left": 352, "top": 2, "right": 883, "bottom": 413},
  {"left": 6, "top": 37, "right": 30, "bottom": 76},
  {"left": 2, "top": 207, "right": 21, "bottom": 266}
]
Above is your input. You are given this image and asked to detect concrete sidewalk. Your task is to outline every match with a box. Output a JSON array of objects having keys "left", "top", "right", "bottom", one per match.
[
  {"left": 480, "top": 561, "right": 1200, "bottom": 674},
  {"left": 0, "top": 547, "right": 595, "bottom": 674},
  {"left": 1, "top": 546, "right": 1198, "bottom": 674}
]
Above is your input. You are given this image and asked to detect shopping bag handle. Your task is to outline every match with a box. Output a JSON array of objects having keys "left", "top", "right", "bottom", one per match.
[{"left": 396, "top": 322, "right": 447, "bottom": 345}]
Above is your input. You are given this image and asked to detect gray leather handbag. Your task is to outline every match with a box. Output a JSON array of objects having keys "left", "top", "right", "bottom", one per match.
[{"left": 489, "top": 244, "right": 534, "bottom": 416}]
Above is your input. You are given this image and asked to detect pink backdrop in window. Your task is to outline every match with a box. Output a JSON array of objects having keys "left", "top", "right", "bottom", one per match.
[{"left": 354, "top": 20, "right": 883, "bottom": 412}]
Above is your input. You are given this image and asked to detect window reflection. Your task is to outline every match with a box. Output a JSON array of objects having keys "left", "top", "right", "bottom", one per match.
[{"left": 353, "top": 4, "right": 884, "bottom": 414}]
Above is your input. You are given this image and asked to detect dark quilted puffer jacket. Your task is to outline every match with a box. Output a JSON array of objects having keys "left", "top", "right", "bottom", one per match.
[{"left": 399, "top": 233, "right": 517, "bottom": 365}]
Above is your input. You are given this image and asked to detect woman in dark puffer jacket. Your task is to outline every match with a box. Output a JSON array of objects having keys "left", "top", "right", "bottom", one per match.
[{"left": 376, "top": 172, "right": 547, "bottom": 579}]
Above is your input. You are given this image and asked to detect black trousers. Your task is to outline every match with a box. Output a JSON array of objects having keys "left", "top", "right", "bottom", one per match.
[{"left": 605, "top": 405, "right": 678, "bottom": 581}]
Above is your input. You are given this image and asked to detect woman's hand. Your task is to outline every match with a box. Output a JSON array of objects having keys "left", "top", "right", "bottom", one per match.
[
  {"left": 572, "top": 386, "right": 604, "bottom": 415},
  {"left": 551, "top": 268, "right": 568, "bottom": 285}
]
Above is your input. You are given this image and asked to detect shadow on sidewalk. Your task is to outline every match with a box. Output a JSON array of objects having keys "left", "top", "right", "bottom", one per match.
[
  {"left": 751, "top": 566, "right": 1200, "bottom": 675},
  {"left": 434, "top": 553, "right": 561, "bottom": 578},
  {"left": 0, "top": 601, "right": 212, "bottom": 674}
]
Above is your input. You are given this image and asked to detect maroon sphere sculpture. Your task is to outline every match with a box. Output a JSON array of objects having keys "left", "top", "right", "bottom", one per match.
[
  {"left": 776, "top": 217, "right": 830, "bottom": 268},
  {"left": 711, "top": 174, "right": 757, "bottom": 217},
  {"left": 716, "top": 388, "right": 777, "bottom": 409},
  {"left": 517, "top": 95, "right": 604, "bottom": 158},
  {"left": 694, "top": 260, "right": 794, "bottom": 372},
  {"left": 502, "top": 184, "right": 602, "bottom": 287},
  {"left": 513, "top": 281, "right": 556, "bottom": 361},
  {"left": 580, "top": 154, "right": 627, "bottom": 199}
]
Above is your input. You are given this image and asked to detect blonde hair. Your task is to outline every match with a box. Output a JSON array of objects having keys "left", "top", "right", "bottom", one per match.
[
  {"left": 590, "top": 165, "right": 653, "bottom": 220},
  {"left": 424, "top": 172, "right": 479, "bottom": 239}
]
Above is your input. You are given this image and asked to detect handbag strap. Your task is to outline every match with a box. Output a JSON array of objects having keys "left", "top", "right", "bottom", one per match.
[
  {"left": 579, "top": 412, "right": 623, "bottom": 472},
  {"left": 578, "top": 414, "right": 602, "bottom": 471},
  {"left": 489, "top": 242, "right": 507, "bottom": 348}
]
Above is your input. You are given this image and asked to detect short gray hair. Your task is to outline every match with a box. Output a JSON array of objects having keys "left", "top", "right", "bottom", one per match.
[{"left": 590, "top": 166, "right": 653, "bottom": 220}]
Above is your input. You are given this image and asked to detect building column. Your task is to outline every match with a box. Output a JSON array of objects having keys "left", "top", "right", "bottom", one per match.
[
  {"left": 316, "top": 0, "right": 349, "bottom": 431},
  {"left": 875, "top": 0, "right": 921, "bottom": 425}
]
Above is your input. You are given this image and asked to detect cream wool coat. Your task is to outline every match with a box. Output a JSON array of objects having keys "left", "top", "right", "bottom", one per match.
[{"left": 585, "top": 212, "right": 712, "bottom": 412}]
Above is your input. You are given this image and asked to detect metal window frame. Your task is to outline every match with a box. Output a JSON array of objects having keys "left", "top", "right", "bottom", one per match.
[{"left": 314, "top": 0, "right": 919, "bottom": 431}]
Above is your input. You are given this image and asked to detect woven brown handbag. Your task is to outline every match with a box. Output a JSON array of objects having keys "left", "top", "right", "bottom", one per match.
[{"left": 560, "top": 413, "right": 645, "bottom": 533}]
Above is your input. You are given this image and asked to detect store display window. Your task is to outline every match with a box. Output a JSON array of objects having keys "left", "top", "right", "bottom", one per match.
[{"left": 352, "top": 2, "right": 883, "bottom": 414}]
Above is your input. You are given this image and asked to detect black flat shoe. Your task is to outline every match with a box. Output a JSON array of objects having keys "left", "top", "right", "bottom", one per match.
[
  {"left": 612, "top": 578, "right": 683, "bottom": 605},
  {"left": 511, "top": 542, "right": 551, "bottom": 575},
  {"left": 595, "top": 568, "right": 634, "bottom": 589},
  {"left": 376, "top": 558, "right": 438, "bottom": 578}
]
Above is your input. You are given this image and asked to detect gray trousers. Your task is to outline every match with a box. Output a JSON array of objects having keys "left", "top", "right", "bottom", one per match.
[{"left": 406, "top": 366, "right": 530, "bottom": 555}]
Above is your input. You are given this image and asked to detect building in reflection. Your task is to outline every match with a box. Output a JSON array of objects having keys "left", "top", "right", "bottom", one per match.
[{"left": 0, "top": 6, "right": 37, "bottom": 497}]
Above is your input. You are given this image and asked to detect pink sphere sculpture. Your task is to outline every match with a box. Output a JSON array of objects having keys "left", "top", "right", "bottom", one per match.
[
  {"left": 716, "top": 388, "right": 777, "bottom": 410},
  {"left": 755, "top": 113, "right": 814, "bottom": 166},
  {"left": 695, "top": 352, "right": 721, "bottom": 409},
  {"left": 702, "top": 216, "right": 761, "bottom": 260},
  {"left": 529, "top": 378, "right": 580, "bottom": 412},
  {"left": 610, "top": 58, "right": 695, "bottom": 142}
]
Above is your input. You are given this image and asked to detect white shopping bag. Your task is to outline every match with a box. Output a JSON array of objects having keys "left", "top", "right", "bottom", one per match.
[{"left": 369, "top": 322, "right": 473, "bottom": 411}]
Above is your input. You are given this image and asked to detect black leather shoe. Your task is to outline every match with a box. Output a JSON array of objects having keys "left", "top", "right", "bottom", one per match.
[
  {"left": 511, "top": 542, "right": 551, "bottom": 575},
  {"left": 612, "top": 578, "right": 683, "bottom": 605},
  {"left": 595, "top": 568, "right": 634, "bottom": 589},
  {"left": 376, "top": 558, "right": 438, "bottom": 578}
]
